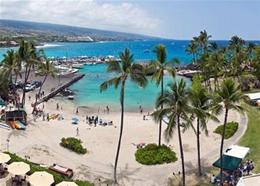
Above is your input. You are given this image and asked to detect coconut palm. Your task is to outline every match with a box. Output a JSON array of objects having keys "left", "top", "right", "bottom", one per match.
[
  {"left": 17, "top": 41, "right": 39, "bottom": 106},
  {"left": 145, "top": 44, "right": 180, "bottom": 146},
  {"left": 188, "top": 86, "right": 219, "bottom": 176},
  {"left": 33, "top": 58, "right": 59, "bottom": 113},
  {"left": 152, "top": 78, "right": 192, "bottom": 186},
  {"left": 0, "top": 49, "right": 21, "bottom": 105},
  {"left": 210, "top": 78, "right": 246, "bottom": 184},
  {"left": 185, "top": 40, "right": 199, "bottom": 65},
  {"left": 100, "top": 48, "right": 147, "bottom": 185}
]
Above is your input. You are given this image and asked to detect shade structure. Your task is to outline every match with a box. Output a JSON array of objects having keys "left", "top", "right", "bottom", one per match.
[
  {"left": 29, "top": 171, "right": 54, "bottom": 186},
  {"left": 56, "top": 181, "right": 78, "bottom": 186},
  {"left": 8, "top": 162, "right": 30, "bottom": 175},
  {"left": 224, "top": 145, "right": 250, "bottom": 159},
  {"left": 213, "top": 154, "right": 242, "bottom": 171},
  {"left": 0, "top": 152, "right": 11, "bottom": 163}
]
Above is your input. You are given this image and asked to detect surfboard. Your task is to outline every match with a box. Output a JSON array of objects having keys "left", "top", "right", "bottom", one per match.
[{"left": 15, "top": 121, "right": 26, "bottom": 130}]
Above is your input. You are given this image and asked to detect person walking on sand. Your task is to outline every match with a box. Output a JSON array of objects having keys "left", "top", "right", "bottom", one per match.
[
  {"left": 76, "top": 107, "right": 79, "bottom": 114},
  {"left": 56, "top": 103, "right": 59, "bottom": 110},
  {"left": 76, "top": 127, "right": 79, "bottom": 136},
  {"left": 28, "top": 95, "right": 31, "bottom": 101}
]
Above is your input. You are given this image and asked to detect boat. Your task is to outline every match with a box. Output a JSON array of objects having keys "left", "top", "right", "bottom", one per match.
[
  {"left": 72, "top": 63, "right": 84, "bottom": 69},
  {"left": 67, "top": 95, "right": 74, "bottom": 100},
  {"left": 0, "top": 122, "right": 11, "bottom": 130},
  {"left": 143, "top": 49, "right": 150, "bottom": 53},
  {"left": 49, "top": 164, "right": 73, "bottom": 178}
]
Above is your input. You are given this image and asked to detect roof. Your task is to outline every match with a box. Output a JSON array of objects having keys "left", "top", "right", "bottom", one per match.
[
  {"left": 224, "top": 145, "right": 250, "bottom": 159},
  {"left": 213, "top": 154, "right": 242, "bottom": 171},
  {"left": 236, "top": 174, "right": 260, "bottom": 186},
  {"left": 244, "top": 92, "right": 260, "bottom": 100}
]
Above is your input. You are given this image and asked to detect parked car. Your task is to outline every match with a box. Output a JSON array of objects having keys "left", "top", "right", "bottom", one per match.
[
  {"left": 31, "top": 81, "right": 42, "bottom": 88},
  {"left": 25, "top": 84, "right": 35, "bottom": 92}
]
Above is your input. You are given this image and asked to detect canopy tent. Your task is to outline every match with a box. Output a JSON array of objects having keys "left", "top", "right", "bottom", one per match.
[
  {"left": 213, "top": 145, "right": 250, "bottom": 172},
  {"left": 224, "top": 145, "right": 250, "bottom": 159},
  {"left": 244, "top": 92, "right": 260, "bottom": 101},
  {"left": 0, "top": 152, "right": 11, "bottom": 163},
  {"left": 213, "top": 154, "right": 242, "bottom": 171},
  {"left": 56, "top": 181, "right": 78, "bottom": 186}
]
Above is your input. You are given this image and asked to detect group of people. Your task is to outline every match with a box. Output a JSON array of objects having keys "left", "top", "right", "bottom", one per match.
[
  {"left": 210, "top": 159, "right": 255, "bottom": 185},
  {"left": 86, "top": 115, "right": 99, "bottom": 126}
]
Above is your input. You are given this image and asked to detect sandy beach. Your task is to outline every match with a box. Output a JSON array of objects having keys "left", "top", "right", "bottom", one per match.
[{"left": 0, "top": 73, "right": 247, "bottom": 186}]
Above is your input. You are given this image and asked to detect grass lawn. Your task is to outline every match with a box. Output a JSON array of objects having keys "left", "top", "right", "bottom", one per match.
[{"left": 238, "top": 103, "right": 260, "bottom": 173}]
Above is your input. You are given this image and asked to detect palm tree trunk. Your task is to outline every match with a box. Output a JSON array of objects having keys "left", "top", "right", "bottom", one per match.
[
  {"left": 177, "top": 116, "right": 185, "bottom": 186},
  {"left": 197, "top": 118, "right": 202, "bottom": 176},
  {"left": 114, "top": 80, "right": 125, "bottom": 184},
  {"left": 22, "top": 67, "right": 30, "bottom": 106},
  {"left": 220, "top": 109, "right": 229, "bottom": 185},
  {"left": 158, "top": 75, "right": 164, "bottom": 147},
  {"left": 32, "top": 75, "right": 47, "bottom": 113}
]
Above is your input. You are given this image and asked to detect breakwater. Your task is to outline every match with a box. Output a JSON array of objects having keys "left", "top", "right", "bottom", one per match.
[{"left": 36, "top": 73, "right": 85, "bottom": 105}]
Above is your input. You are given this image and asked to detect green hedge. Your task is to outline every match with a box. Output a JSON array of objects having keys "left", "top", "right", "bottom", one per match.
[
  {"left": 5, "top": 152, "right": 93, "bottom": 185},
  {"left": 60, "top": 137, "right": 87, "bottom": 154},
  {"left": 135, "top": 143, "right": 177, "bottom": 165},
  {"left": 214, "top": 121, "right": 239, "bottom": 139}
]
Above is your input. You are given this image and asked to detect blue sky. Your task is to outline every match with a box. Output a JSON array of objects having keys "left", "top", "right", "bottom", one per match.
[{"left": 1, "top": 0, "right": 260, "bottom": 40}]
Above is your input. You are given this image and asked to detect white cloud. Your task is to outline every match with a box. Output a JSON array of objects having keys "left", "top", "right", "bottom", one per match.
[{"left": 0, "top": 0, "right": 161, "bottom": 37}]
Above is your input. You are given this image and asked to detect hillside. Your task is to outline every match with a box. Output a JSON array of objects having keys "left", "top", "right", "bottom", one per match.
[{"left": 0, "top": 19, "right": 160, "bottom": 42}]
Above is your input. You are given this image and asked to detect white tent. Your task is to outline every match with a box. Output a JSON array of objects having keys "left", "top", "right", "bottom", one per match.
[
  {"left": 244, "top": 92, "right": 260, "bottom": 100},
  {"left": 224, "top": 145, "right": 250, "bottom": 159}
]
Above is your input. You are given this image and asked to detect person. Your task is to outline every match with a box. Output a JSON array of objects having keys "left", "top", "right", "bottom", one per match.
[
  {"left": 106, "top": 106, "right": 109, "bottom": 114},
  {"left": 140, "top": 107, "right": 143, "bottom": 114},
  {"left": 28, "top": 95, "right": 31, "bottom": 101},
  {"left": 56, "top": 103, "right": 59, "bottom": 110},
  {"left": 76, "top": 107, "right": 78, "bottom": 114},
  {"left": 143, "top": 115, "right": 146, "bottom": 120},
  {"left": 223, "top": 180, "right": 229, "bottom": 186},
  {"left": 250, "top": 160, "right": 254, "bottom": 170},
  {"left": 76, "top": 127, "right": 79, "bottom": 136},
  {"left": 210, "top": 174, "right": 216, "bottom": 184},
  {"left": 46, "top": 113, "right": 49, "bottom": 121}
]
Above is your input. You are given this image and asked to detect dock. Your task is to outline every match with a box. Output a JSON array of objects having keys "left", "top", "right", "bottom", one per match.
[{"left": 35, "top": 73, "right": 85, "bottom": 106}]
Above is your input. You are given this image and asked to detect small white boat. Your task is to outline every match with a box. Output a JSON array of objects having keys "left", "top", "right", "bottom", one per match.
[
  {"left": 72, "top": 63, "right": 84, "bottom": 69},
  {"left": 67, "top": 95, "right": 74, "bottom": 100}
]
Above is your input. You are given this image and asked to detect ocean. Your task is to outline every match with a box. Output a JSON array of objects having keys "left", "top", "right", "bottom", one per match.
[{"left": 1, "top": 39, "right": 259, "bottom": 111}]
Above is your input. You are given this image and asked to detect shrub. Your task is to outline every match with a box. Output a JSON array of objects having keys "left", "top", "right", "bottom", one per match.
[
  {"left": 60, "top": 137, "right": 87, "bottom": 154},
  {"left": 135, "top": 143, "right": 177, "bottom": 165},
  {"left": 214, "top": 121, "right": 239, "bottom": 139}
]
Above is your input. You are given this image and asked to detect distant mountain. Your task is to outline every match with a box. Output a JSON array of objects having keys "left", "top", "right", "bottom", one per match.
[{"left": 0, "top": 19, "right": 161, "bottom": 41}]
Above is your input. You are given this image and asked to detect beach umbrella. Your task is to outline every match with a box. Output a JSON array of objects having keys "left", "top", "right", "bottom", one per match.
[
  {"left": 8, "top": 162, "right": 30, "bottom": 175},
  {"left": 71, "top": 118, "right": 79, "bottom": 121},
  {"left": 0, "top": 152, "right": 10, "bottom": 163},
  {"left": 56, "top": 181, "right": 78, "bottom": 186},
  {"left": 29, "top": 171, "right": 54, "bottom": 186}
]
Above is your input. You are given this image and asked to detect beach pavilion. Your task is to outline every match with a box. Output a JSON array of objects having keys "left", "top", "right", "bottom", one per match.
[{"left": 213, "top": 145, "right": 250, "bottom": 171}]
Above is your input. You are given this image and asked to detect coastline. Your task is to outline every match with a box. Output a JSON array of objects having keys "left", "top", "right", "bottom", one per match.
[{"left": 0, "top": 72, "right": 244, "bottom": 185}]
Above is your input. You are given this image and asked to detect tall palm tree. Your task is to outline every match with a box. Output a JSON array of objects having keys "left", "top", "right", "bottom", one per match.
[
  {"left": 0, "top": 49, "right": 21, "bottom": 105},
  {"left": 210, "top": 78, "right": 246, "bottom": 185},
  {"left": 245, "top": 42, "right": 256, "bottom": 71},
  {"left": 33, "top": 58, "right": 59, "bottom": 113},
  {"left": 228, "top": 36, "right": 246, "bottom": 81},
  {"left": 152, "top": 78, "right": 192, "bottom": 186},
  {"left": 188, "top": 86, "right": 219, "bottom": 176},
  {"left": 100, "top": 48, "right": 147, "bottom": 185},
  {"left": 185, "top": 40, "right": 199, "bottom": 65},
  {"left": 145, "top": 44, "right": 180, "bottom": 146}
]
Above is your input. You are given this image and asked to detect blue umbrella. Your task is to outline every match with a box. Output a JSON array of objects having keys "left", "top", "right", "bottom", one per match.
[{"left": 71, "top": 118, "right": 79, "bottom": 121}]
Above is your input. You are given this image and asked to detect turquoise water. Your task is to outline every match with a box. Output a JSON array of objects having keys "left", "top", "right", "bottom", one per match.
[{"left": 2, "top": 39, "right": 259, "bottom": 111}]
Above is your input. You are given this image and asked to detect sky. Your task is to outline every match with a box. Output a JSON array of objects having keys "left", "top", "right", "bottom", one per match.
[{"left": 1, "top": 0, "right": 260, "bottom": 40}]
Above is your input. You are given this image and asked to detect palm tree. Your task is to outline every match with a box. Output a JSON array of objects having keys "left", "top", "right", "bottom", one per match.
[
  {"left": 100, "top": 48, "right": 147, "bottom": 185},
  {"left": 18, "top": 41, "right": 39, "bottom": 106},
  {"left": 228, "top": 36, "right": 246, "bottom": 81},
  {"left": 188, "top": 86, "right": 219, "bottom": 176},
  {"left": 210, "top": 78, "right": 246, "bottom": 185},
  {"left": 245, "top": 42, "right": 256, "bottom": 71},
  {"left": 0, "top": 49, "right": 21, "bottom": 105},
  {"left": 33, "top": 58, "right": 59, "bottom": 113},
  {"left": 185, "top": 40, "right": 199, "bottom": 65},
  {"left": 145, "top": 44, "right": 180, "bottom": 146},
  {"left": 152, "top": 78, "right": 192, "bottom": 186}
]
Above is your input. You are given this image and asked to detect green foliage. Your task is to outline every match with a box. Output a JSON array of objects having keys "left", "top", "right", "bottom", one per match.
[
  {"left": 191, "top": 74, "right": 202, "bottom": 90},
  {"left": 5, "top": 152, "right": 93, "bottom": 185},
  {"left": 60, "top": 137, "right": 87, "bottom": 154},
  {"left": 135, "top": 143, "right": 177, "bottom": 165},
  {"left": 214, "top": 121, "right": 239, "bottom": 139}
]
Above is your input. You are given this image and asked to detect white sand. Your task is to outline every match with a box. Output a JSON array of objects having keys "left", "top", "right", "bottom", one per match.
[{"left": 0, "top": 93, "right": 242, "bottom": 186}]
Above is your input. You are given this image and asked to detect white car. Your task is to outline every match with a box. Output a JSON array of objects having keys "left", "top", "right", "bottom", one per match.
[{"left": 25, "top": 84, "right": 35, "bottom": 92}]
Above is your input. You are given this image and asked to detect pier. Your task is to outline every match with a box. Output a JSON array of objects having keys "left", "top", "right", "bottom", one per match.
[{"left": 35, "top": 73, "right": 85, "bottom": 106}]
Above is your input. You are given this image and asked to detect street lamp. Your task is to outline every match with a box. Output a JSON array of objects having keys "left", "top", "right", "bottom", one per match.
[{"left": 6, "top": 139, "right": 10, "bottom": 152}]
